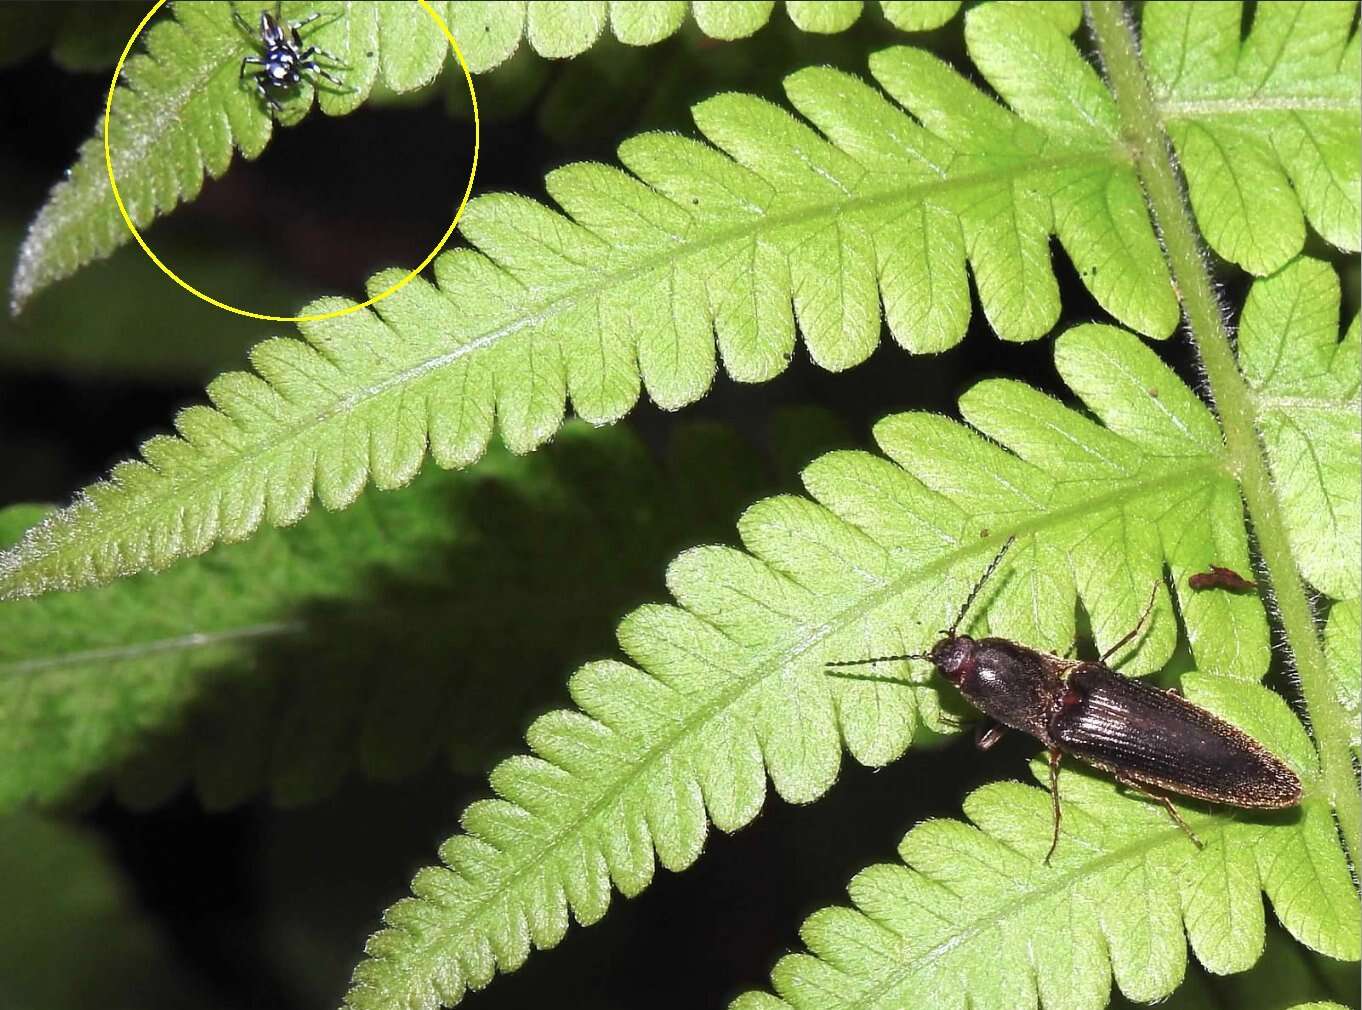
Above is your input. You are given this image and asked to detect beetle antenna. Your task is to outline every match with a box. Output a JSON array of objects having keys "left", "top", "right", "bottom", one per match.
[
  {"left": 824, "top": 667, "right": 920, "bottom": 685},
  {"left": 946, "top": 535, "right": 1016, "bottom": 637},
  {"left": 826, "top": 652, "right": 928, "bottom": 671},
  {"left": 824, "top": 536, "right": 1016, "bottom": 673}
]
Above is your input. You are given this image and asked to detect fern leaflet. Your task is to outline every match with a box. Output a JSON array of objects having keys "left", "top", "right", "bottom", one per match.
[
  {"left": 1237, "top": 257, "right": 1360, "bottom": 600},
  {"left": 337, "top": 313, "right": 1311, "bottom": 1009},
  {"left": 0, "top": 419, "right": 825, "bottom": 812},
  {"left": 10, "top": 0, "right": 466, "bottom": 311},
  {"left": 731, "top": 677, "right": 1358, "bottom": 1010},
  {"left": 1144, "top": 1, "right": 1361, "bottom": 275},
  {"left": 9, "top": 0, "right": 973, "bottom": 309},
  {"left": 2, "top": 4, "right": 1198, "bottom": 599},
  {"left": 1119, "top": 923, "right": 1360, "bottom": 1010}
]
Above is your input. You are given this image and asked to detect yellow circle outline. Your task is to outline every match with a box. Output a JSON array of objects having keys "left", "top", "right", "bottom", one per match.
[{"left": 104, "top": 0, "right": 480, "bottom": 323}]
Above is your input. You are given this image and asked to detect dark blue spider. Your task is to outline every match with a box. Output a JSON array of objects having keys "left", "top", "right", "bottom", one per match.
[{"left": 233, "top": 4, "right": 347, "bottom": 113}]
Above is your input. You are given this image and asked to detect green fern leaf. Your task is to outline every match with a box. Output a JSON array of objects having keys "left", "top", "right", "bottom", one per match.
[
  {"left": 732, "top": 677, "right": 1357, "bottom": 1010},
  {"left": 1144, "top": 1, "right": 1361, "bottom": 274},
  {"left": 0, "top": 814, "right": 208, "bottom": 1009},
  {"left": 8, "top": 0, "right": 969, "bottom": 309},
  {"left": 877, "top": 2, "right": 960, "bottom": 32},
  {"left": 12, "top": 0, "right": 283, "bottom": 313},
  {"left": 1323, "top": 598, "right": 1360, "bottom": 749},
  {"left": 785, "top": 1, "right": 875, "bottom": 34},
  {"left": 1114, "top": 920, "right": 1360, "bottom": 1010},
  {"left": 1237, "top": 257, "right": 1360, "bottom": 600},
  {"left": 0, "top": 418, "right": 831, "bottom": 812},
  {"left": 8, "top": 0, "right": 475, "bottom": 311},
  {"left": 338, "top": 313, "right": 1306, "bottom": 1009},
  {"left": 2, "top": 4, "right": 1200, "bottom": 599}
]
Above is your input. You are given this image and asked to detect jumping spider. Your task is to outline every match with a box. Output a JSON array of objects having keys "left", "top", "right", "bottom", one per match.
[{"left": 233, "top": 3, "right": 348, "bottom": 113}]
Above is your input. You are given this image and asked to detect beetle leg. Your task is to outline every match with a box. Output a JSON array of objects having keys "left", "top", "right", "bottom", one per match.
[
  {"left": 1101, "top": 582, "right": 1159, "bottom": 663},
  {"left": 1113, "top": 773, "right": 1204, "bottom": 848},
  {"left": 976, "top": 722, "right": 1007, "bottom": 751},
  {"left": 1044, "top": 747, "right": 1063, "bottom": 864}
]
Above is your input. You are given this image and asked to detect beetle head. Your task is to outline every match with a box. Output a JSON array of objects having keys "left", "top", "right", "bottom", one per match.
[{"left": 930, "top": 634, "right": 977, "bottom": 687}]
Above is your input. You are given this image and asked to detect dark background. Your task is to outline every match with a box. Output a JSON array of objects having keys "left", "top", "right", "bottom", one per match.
[{"left": 0, "top": 4, "right": 1355, "bottom": 1010}]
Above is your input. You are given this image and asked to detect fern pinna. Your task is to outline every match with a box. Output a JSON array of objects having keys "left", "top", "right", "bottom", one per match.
[
  {"left": 7, "top": 3, "right": 1354, "bottom": 602},
  {"left": 4, "top": 4, "right": 1195, "bottom": 599},
  {"left": 346, "top": 286, "right": 1358, "bottom": 1009},
  {"left": 0, "top": 3, "right": 1356, "bottom": 1010},
  {"left": 9, "top": 0, "right": 968, "bottom": 312}
]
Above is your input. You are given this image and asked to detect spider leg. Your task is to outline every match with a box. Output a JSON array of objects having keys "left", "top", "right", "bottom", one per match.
[
  {"left": 300, "top": 44, "right": 347, "bottom": 68},
  {"left": 251, "top": 73, "right": 281, "bottom": 113},
  {"left": 303, "top": 61, "right": 351, "bottom": 91},
  {"left": 289, "top": 11, "right": 322, "bottom": 30},
  {"left": 240, "top": 54, "right": 266, "bottom": 80},
  {"left": 231, "top": 8, "right": 256, "bottom": 38}
]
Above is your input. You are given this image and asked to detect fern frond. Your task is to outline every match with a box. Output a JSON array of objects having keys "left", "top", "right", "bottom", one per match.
[
  {"left": 8, "top": 0, "right": 973, "bottom": 309},
  {"left": 13, "top": 0, "right": 293, "bottom": 313},
  {"left": 732, "top": 677, "right": 1358, "bottom": 1010},
  {"left": 1144, "top": 1, "right": 1361, "bottom": 274},
  {"left": 0, "top": 418, "right": 826, "bottom": 812},
  {"left": 0, "top": 813, "right": 207, "bottom": 1008},
  {"left": 454, "top": 0, "right": 968, "bottom": 64},
  {"left": 339, "top": 318, "right": 1293, "bottom": 1010},
  {"left": 1, "top": 4, "right": 1200, "bottom": 599},
  {"left": 9, "top": 0, "right": 478, "bottom": 311},
  {"left": 1237, "top": 257, "right": 1360, "bottom": 600}
]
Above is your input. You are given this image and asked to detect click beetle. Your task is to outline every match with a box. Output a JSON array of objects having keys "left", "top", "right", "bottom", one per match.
[{"left": 829, "top": 538, "right": 1301, "bottom": 862}]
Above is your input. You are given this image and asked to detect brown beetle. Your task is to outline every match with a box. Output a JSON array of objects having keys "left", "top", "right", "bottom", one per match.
[{"left": 830, "top": 539, "right": 1300, "bottom": 861}]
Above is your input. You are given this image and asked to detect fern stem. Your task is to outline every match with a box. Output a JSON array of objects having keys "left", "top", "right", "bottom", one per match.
[{"left": 1086, "top": 1, "right": 1360, "bottom": 868}]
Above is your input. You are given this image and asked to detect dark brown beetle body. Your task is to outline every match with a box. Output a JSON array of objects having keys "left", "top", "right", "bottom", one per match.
[
  {"left": 935, "top": 634, "right": 1302, "bottom": 809},
  {"left": 832, "top": 539, "right": 1302, "bottom": 861}
]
